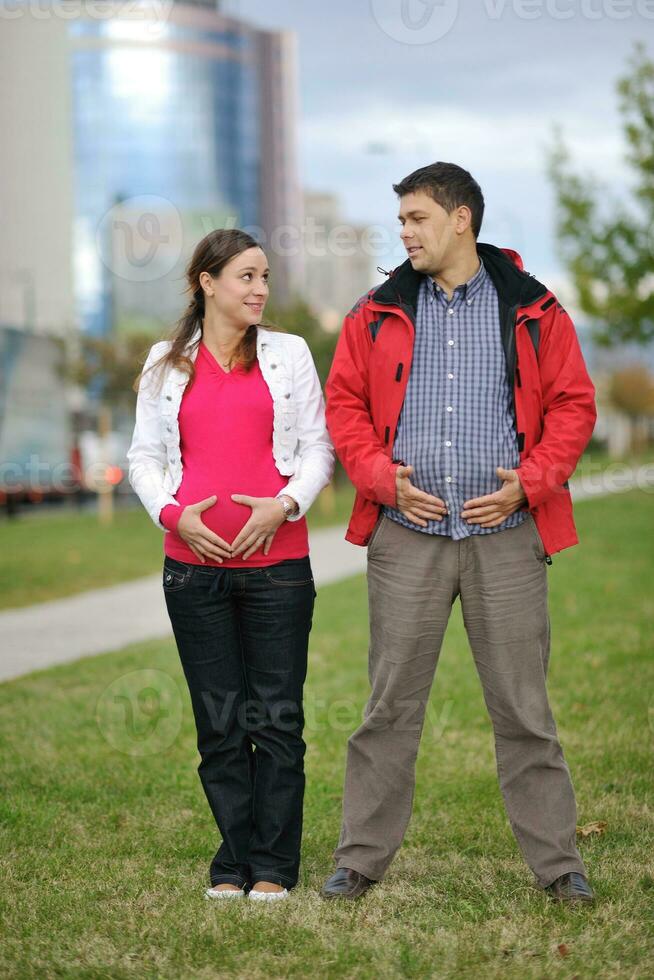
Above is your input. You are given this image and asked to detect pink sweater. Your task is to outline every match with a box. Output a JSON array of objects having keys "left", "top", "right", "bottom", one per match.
[{"left": 160, "top": 341, "right": 309, "bottom": 566}]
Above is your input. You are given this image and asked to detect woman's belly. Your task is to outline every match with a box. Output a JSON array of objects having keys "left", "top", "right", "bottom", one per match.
[{"left": 164, "top": 460, "right": 309, "bottom": 566}]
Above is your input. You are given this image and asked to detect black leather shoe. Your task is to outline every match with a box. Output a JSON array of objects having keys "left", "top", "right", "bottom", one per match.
[
  {"left": 545, "top": 872, "right": 595, "bottom": 903},
  {"left": 320, "top": 867, "right": 375, "bottom": 899}
]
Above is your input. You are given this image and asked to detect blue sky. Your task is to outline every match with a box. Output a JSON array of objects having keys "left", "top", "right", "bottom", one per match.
[{"left": 223, "top": 0, "right": 648, "bottom": 304}]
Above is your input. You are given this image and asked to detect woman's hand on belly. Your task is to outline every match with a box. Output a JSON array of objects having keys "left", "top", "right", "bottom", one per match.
[
  {"left": 177, "top": 495, "right": 233, "bottom": 564},
  {"left": 230, "top": 494, "right": 288, "bottom": 559}
]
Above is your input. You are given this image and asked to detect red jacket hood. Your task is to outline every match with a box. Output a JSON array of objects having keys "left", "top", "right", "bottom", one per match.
[{"left": 501, "top": 247, "right": 524, "bottom": 271}]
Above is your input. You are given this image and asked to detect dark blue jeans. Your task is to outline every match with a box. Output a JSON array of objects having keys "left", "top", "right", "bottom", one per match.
[{"left": 163, "top": 554, "right": 315, "bottom": 890}]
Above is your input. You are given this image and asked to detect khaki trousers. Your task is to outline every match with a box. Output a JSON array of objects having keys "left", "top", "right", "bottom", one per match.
[{"left": 333, "top": 513, "right": 586, "bottom": 888}]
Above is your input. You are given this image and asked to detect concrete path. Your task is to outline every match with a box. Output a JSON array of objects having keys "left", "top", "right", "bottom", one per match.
[
  {"left": 1, "top": 464, "right": 652, "bottom": 684},
  {"left": 0, "top": 525, "right": 366, "bottom": 683}
]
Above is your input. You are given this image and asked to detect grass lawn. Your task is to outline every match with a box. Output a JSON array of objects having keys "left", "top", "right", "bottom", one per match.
[
  {"left": 0, "top": 483, "right": 355, "bottom": 611},
  {"left": 1, "top": 489, "right": 653, "bottom": 978}
]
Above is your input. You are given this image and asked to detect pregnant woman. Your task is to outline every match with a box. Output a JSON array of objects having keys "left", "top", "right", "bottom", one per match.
[{"left": 127, "top": 229, "right": 334, "bottom": 902}]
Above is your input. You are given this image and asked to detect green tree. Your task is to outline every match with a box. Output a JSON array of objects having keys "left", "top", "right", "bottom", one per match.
[
  {"left": 66, "top": 332, "right": 154, "bottom": 411},
  {"left": 65, "top": 332, "right": 155, "bottom": 523},
  {"left": 609, "top": 365, "right": 654, "bottom": 418},
  {"left": 548, "top": 44, "right": 654, "bottom": 346},
  {"left": 608, "top": 364, "right": 654, "bottom": 452}
]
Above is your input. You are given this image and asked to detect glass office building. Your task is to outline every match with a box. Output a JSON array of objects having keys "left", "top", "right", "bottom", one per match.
[
  {"left": 0, "top": 2, "right": 300, "bottom": 337},
  {"left": 69, "top": 9, "right": 267, "bottom": 335}
]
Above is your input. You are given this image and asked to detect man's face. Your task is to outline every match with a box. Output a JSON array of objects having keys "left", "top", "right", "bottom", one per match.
[{"left": 398, "top": 191, "right": 458, "bottom": 276}]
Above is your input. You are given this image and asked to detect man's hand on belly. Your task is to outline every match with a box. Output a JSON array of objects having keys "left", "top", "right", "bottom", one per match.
[
  {"left": 395, "top": 465, "right": 449, "bottom": 527},
  {"left": 460, "top": 466, "right": 528, "bottom": 527}
]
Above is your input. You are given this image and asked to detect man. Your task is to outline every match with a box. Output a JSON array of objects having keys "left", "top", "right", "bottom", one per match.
[{"left": 321, "top": 162, "right": 597, "bottom": 903}]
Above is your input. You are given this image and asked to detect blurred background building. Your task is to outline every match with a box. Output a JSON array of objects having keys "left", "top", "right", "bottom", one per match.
[
  {"left": 303, "top": 191, "right": 374, "bottom": 332},
  {"left": 0, "top": 0, "right": 303, "bottom": 339}
]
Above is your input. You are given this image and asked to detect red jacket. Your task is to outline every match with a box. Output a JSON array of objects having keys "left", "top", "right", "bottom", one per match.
[{"left": 325, "top": 243, "right": 597, "bottom": 559}]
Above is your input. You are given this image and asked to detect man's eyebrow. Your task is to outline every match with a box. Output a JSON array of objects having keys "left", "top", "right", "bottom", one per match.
[{"left": 398, "top": 210, "right": 429, "bottom": 220}]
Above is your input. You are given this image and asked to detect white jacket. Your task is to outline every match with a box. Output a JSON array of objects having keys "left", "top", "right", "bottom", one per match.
[{"left": 127, "top": 327, "right": 335, "bottom": 530}]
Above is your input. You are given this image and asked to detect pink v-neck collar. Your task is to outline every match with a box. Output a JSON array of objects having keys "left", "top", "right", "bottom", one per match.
[{"left": 199, "top": 340, "right": 242, "bottom": 377}]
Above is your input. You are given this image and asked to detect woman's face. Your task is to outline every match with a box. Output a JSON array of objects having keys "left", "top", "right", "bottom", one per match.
[{"left": 204, "top": 246, "right": 270, "bottom": 329}]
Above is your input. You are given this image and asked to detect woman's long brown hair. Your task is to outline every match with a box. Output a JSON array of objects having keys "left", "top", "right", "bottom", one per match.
[{"left": 135, "top": 229, "right": 271, "bottom": 391}]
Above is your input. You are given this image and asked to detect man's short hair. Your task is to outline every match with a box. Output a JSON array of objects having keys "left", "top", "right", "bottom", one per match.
[{"left": 393, "top": 162, "right": 485, "bottom": 238}]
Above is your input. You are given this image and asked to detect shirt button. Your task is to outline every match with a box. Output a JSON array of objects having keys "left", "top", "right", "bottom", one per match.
[
  {"left": 447, "top": 309, "right": 454, "bottom": 315},
  {"left": 446, "top": 406, "right": 453, "bottom": 412},
  {"left": 271, "top": 364, "right": 277, "bottom": 369},
  {"left": 445, "top": 476, "right": 452, "bottom": 483},
  {"left": 445, "top": 440, "right": 452, "bottom": 447},
  {"left": 448, "top": 340, "right": 455, "bottom": 347},
  {"left": 447, "top": 373, "right": 454, "bottom": 379},
  {"left": 467, "top": 299, "right": 473, "bottom": 305}
]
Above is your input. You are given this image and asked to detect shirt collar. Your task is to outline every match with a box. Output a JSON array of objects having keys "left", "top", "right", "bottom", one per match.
[{"left": 426, "top": 256, "right": 487, "bottom": 302}]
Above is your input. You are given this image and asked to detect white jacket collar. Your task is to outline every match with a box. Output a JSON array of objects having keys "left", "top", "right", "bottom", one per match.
[{"left": 182, "top": 325, "right": 274, "bottom": 360}]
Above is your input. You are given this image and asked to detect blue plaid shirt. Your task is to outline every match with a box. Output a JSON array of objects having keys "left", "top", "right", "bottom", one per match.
[{"left": 383, "top": 258, "right": 527, "bottom": 539}]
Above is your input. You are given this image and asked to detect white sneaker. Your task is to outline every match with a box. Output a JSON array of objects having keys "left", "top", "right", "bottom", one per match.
[
  {"left": 248, "top": 887, "right": 289, "bottom": 903},
  {"left": 205, "top": 885, "right": 245, "bottom": 900}
]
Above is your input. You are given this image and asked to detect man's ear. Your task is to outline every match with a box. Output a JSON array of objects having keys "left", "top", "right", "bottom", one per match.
[{"left": 454, "top": 206, "right": 473, "bottom": 236}]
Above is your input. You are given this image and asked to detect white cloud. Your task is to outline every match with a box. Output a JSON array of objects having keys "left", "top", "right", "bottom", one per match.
[{"left": 301, "top": 102, "right": 627, "bottom": 182}]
